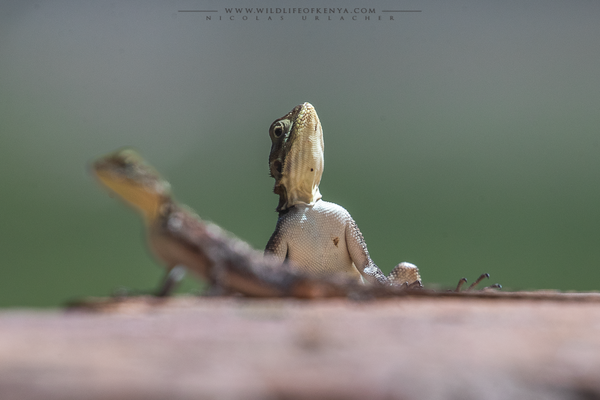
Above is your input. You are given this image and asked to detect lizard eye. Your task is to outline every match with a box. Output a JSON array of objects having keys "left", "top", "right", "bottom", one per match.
[
  {"left": 273, "top": 125, "right": 283, "bottom": 137},
  {"left": 270, "top": 120, "right": 290, "bottom": 139},
  {"left": 118, "top": 158, "right": 133, "bottom": 170}
]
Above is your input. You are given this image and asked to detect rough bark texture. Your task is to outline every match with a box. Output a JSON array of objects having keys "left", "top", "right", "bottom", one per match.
[{"left": 2, "top": 294, "right": 600, "bottom": 400}]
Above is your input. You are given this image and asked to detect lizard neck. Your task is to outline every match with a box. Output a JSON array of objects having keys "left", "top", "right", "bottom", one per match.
[
  {"left": 278, "top": 198, "right": 322, "bottom": 216},
  {"left": 96, "top": 171, "right": 170, "bottom": 223},
  {"left": 276, "top": 176, "right": 323, "bottom": 211}
]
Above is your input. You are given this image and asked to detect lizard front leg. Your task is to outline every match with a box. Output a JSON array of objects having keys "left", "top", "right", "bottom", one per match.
[
  {"left": 156, "top": 265, "right": 187, "bottom": 297},
  {"left": 345, "top": 218, "right": 421, "bottom": 286}
]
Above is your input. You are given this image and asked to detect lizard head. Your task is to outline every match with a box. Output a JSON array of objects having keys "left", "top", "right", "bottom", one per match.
[
  {"left": 268, "top": 102, "right": 324, "bottom": 212},
  {"left": 92, "top": 148, "right": 171, "bottom": 222}
]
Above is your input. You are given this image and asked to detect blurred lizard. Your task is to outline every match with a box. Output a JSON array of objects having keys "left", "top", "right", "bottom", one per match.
[{"left": 266, "top": 102, "right": 422, "bottom": 287}]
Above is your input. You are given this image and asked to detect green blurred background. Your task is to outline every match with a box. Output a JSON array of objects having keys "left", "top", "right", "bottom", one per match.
[{"left": 1, "top": 0, "right": 599, "bottom": 307}]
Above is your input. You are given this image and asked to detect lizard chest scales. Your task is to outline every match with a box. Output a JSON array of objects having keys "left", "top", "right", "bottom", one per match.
[{"left": 266, "top": 200, "right": 367, "bottom": 283}]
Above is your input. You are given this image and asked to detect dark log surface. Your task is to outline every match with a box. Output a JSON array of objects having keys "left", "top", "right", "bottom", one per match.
[{"left": 2, "top": 293, "right": 600, "bottom": 400}]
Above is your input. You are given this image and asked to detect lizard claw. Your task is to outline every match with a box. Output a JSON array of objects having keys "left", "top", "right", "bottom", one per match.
[
  {"left": 466, "top": 273, "right": 490, "bottom": 291},
  {"left": 407, "top": 280, "right": 424, "bottom": 290},
  {"left": 455, "top": 277, "right": 468, "bottom": 292},
  {"left": 483, "top": 283, "right": 502, "bottom": 290},
  {"left": 396, "top": 279, "right": 424, "bottom": 291},
  {"left": 455, "top": 273, "right": 501, "bottom": 292}
]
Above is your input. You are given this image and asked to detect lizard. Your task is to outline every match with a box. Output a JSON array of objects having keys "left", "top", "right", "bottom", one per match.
[
  {"left": 91, "top": 149, "right": 498, "bottom": 298},
  {"left": 265, "top": 102, "right": 422, "bottom": 287},
  {"left": 93, "top": 149, "right": 379, "bottom": 298}
]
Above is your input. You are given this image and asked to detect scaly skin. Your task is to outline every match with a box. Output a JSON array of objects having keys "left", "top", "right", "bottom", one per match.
[
  {"left": 92, "top": 149, "right": 497, "bottom": 297},
  {"left": 93, "top": 149, "right": 368, "bottom": 297},
  {"left": 265, "top": 103, "right": 422, "bottom": 287}
]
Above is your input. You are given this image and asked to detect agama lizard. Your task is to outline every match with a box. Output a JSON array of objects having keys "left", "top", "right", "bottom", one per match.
[
  {"left": 265, "top": 102, "right": 422, "bottom": 287},
  {"left": 92, "top": 149, "right": 497, "bottom": 298},
  {"left": 93, "top": 149, "right": 378, "bottom": 298}
]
